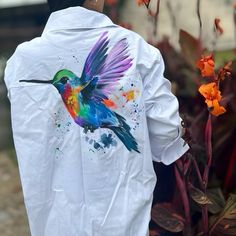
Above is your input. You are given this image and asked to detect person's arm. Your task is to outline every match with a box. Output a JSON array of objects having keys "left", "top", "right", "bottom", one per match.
[{"left": 139, "top": 44, "right": 189, "bottom": 165}]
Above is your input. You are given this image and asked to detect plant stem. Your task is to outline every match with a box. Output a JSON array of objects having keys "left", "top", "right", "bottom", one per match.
[
  {"left": 174, "top": 162, "right": 191, "bottom": 236},
  {"left": 197, "top": 0, "right": 202, "bottom": 40},
  {"left": 202, "top": 114, "right": 212, "bottom": 236},
  {"left": 203, "top": 114, "right": 213, "bottom": 185},
  {"left": 234, "top": 7, "right": 236, "bottom": 46},
  {"left": 193, "top": 158, "right": 204, "bottom": 190},
  {"left": 153, "top": 0, "right": 161, "bottom": 37}
]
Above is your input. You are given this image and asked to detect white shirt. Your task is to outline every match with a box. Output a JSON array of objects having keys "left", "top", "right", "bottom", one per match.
[{"left": 4, "top": 6, "right": 189, "bottom": 236}]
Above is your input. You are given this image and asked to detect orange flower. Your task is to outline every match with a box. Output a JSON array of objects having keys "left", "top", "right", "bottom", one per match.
[
  {"left": 199, "top": 82, "right": 221, "bottom": 101},
  {"left": 196, "top": 55, "right": 215, "bottom": 77},
  {"left": 205, "top": 99, "right": 226, "bottom": 116},
  {"left": 136, "top": 0, "right": 150, "bottom": 6},
  {"left": 233, "top": 1, "right": 236, "bottom": 9},
  {"left": 199, "top": 82, "right": 226, "bottom": 116}
]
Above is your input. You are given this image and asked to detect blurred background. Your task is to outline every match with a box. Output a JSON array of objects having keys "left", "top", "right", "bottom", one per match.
[
  {"left": 0, "top": 0, "right": 235, "bottom": 235},
  {"left": 0, "top": 1, "right": 48, "bottom": 235}
]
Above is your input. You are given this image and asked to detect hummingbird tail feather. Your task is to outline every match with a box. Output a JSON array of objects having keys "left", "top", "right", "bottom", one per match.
[{"left": 111, "top": 113, "right": 140, "bottom": 153}]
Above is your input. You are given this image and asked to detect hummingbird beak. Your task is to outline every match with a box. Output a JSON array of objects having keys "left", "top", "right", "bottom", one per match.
[{"left": 19, "top": 79, "right": 53, "bottom": 84}]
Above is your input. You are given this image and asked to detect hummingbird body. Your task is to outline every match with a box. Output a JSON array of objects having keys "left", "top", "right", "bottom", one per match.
[
  {"left": 60, "top": 77, "right": 124, "bottom": 133},
  {"left": 20, "top": 32, "right": 140, "bottom": 153}
]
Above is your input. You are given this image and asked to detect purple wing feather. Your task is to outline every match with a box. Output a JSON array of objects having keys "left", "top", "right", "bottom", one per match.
[
  {"left": 80, "top": 32, "right": 133, "bottom": 102},
  {"left": 100, "top": 39, "right": 132, "bottom": 83},
  {"left": 81, "top": 32, "right": 109, "bottom": 85}
]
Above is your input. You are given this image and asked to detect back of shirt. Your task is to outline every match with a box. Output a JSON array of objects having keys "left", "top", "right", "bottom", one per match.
[{"left": 4, "top": 6, "right": 188, "bottom": 236}]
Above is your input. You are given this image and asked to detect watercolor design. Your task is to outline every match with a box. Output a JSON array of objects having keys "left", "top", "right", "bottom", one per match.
[{"left": 20, "top": 32, "right": 140, "bottom": 153}]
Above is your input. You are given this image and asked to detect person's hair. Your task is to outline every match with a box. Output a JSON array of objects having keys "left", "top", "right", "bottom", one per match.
[{"left": 47, "top": 0, "right": 86, "bottom": 12}]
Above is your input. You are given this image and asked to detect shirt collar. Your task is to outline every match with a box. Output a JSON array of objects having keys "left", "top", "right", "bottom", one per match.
[{"left": 42, "top": 6, "right": 115, "bottom": 35}]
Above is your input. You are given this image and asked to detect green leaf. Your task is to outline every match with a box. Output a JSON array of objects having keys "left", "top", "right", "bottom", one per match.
[
  {"left": 210, "top": 194, "right": 236, "bottom": 236},
  {"left": 189, "top": 185, "right": 212, "bottom": 205},
  {"left": 207, "top": 188, "right": 226, "bottom": 214},
  {"left": 151, "top": 203, "right": 185, "bottom": 233}
]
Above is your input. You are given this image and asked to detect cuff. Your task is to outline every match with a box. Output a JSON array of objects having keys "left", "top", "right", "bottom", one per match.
[{"left": 152, "top": 127, "right": 189, "bottom": 165}]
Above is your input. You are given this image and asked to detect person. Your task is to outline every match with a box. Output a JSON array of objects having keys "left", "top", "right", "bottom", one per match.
[{"left": 4, "top": 0, "right": 189, "bottom": 235}]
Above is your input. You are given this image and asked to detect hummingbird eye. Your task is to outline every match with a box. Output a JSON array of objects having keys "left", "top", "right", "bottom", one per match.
[{"left": 60, "top": 76, "right": 69, "bottom": 84}]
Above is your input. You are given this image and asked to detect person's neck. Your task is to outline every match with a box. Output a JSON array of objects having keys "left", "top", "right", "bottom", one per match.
[{"left": 83, "top": 2, "right": 104, "bottom": 13}]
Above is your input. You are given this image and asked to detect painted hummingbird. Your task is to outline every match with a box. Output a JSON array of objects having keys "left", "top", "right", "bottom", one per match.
[{"left": 20, "top": 32, "right": 140, "bottom": 153}]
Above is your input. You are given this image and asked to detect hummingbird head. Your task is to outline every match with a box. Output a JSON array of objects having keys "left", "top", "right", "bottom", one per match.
[
  {"left": 19, "top": 69, "right": 78, "bottom": 95},
  {"left": 52, "top": 69, "right": 77, "bottom": 94}
]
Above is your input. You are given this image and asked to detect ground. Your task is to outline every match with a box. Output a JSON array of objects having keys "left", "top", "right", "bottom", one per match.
[{"left": 0, "top": 152, "right": 30, "bottom": 236}]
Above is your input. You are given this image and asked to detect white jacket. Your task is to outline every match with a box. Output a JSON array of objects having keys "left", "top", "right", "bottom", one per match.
[{"left": 4, "top": 6, "right": 189, "bottom": 236}]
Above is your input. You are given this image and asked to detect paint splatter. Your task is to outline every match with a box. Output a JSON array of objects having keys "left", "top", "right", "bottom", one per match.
[
  {"left": 53, "top": 107, "right": 72, "bottom": 159},
  {"left": 102, "top": 99, "right": 118, "bottom": 109},
  {"left": 122, "top": 90, "right": 135, "bottom": 102},
  {"left": 55, "top": 147, "right": 64, "bottom": 160},
  {"left": 86, "top": 132, "right": 117, "bottom": 153},
  {"left": 72, "top": 55, "right": 80, "bottom": 64},
  {"left": 94, "top": 141, "right": 103, "bottom": 150},
  {"left": 54, "top": 108, "right": 72, "bottom": 134},
  {"left": 101, "top": 133, "right": 117, "bottom": 148}
]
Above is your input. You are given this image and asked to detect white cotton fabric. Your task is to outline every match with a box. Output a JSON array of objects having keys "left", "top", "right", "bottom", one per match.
[{"left": 4, "top": 6, "right": 189, "bottom": 236}]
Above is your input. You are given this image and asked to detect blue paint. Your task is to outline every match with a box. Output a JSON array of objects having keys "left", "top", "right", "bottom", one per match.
[
  {"left": 100, "top": 133, "right": 117, "bottom": 148},
  {"left": 94, "top": 141, "right": 102, "bottom": 150}
]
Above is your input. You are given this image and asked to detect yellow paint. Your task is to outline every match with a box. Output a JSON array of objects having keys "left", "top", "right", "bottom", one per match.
[{"left": 122, "top": 90, "right": 135, "bottom": 102}]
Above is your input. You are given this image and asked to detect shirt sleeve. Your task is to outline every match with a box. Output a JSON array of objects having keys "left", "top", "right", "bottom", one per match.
[
  {"left": 4, "top": 52, "right": 21, "bottom": 93},
  {"left": 4, "top": 44, "right": 29, "bottom": 92},
  {"left": 4, "top": 50, "right": 58, "bottom": 209},
  {"left": 139, "top": 44, "right": 189, "bottom": 165}
]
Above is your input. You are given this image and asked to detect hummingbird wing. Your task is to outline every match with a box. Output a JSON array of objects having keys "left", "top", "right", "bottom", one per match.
[
  {"left": 80, "top": 32, "right": 109, "bottom": 86},
  {"left": 80, "top": 31, "right": 133, "bottom": 103}
]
